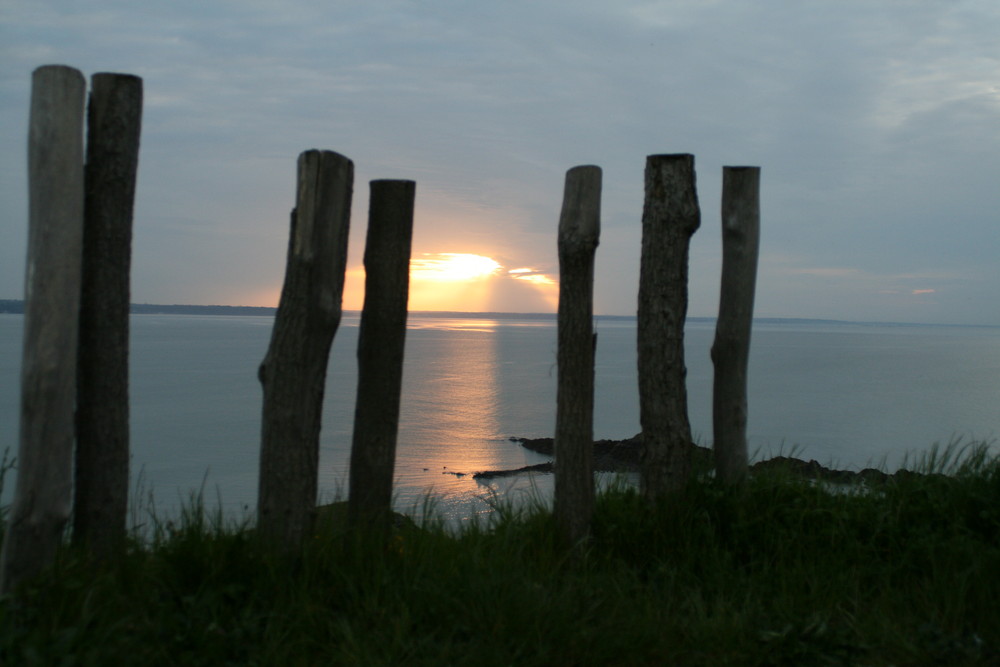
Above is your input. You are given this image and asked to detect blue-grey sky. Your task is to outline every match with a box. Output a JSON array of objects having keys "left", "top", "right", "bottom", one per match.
[{"left": 2, "top": 1, "right": 998, "bottom": 323}]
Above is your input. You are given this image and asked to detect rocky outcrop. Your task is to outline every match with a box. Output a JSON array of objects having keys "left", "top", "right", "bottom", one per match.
[
  {"left": 471, "top": 434, "right": 925, "bottom": 485},
  {"left": 508, "top": 434, "right": 713, "bottom": 472},
  {"left": 509, "top": 434, "right": 644, "bottom": 471},
  {"left": 472, "top": 462, "right": 554, "bottom": 480}
]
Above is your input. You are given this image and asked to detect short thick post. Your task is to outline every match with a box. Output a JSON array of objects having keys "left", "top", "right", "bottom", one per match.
[
  {"left": 554, "top": 165, "right": 601, "bottom": 546},
  {"left": 74, "top": 72, "right": 143, "bottom": 555},
  {"left": 1, "top": 65, "right": 86, "bottom": 593},
  {"left": 637, "top": 154, "right": 700, "bottom": 500},
  {"left": 712, "top": 166, "right": 761, "bottom": 484},
  {"left": 348, "top": 180, "right": 416, "bottom": 532},
  {"left": 258, "top": 150, "right": 353, "bottom": 547}
]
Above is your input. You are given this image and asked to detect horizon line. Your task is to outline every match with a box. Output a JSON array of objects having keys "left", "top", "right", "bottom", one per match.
[{"left": 1, "top": 298, "right": 997, "bottom": 329}]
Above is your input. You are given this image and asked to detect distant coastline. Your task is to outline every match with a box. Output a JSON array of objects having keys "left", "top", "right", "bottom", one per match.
[
  {"left": 0, "top": 299, "right": 278, "bottom": 317},
  {"left": 1, "top": 299, "right": 996, "bottom": 329}
]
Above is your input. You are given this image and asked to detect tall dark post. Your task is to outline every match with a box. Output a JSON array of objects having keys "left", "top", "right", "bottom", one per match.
[
  {"left": 712, "top": 166, "right": 761, "bottom": 484},
  {"left": 1, "top": 65, "right": 86, "bottom": 594},
  {"left": 348, "top": 180, "right": 416, "bottom": 533},
  {"left": 258, "top": 150, "right": 353, "bottom": 548},
  {"left": 74, "top": 72, "right": 143, "bottom": 556},
  {"left": 554, "top": 165, "right": 601, "bottom": 546},
  {"left": 637, "top": 154, "right": 700, "bottom": 500}
]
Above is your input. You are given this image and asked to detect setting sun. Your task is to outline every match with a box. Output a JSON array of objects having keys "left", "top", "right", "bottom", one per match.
[
  {"left": 410, "top": 253, "right": 503, "bottom": 282},
  {"left": 267, "top": 252, "right": 560, "bottom": 314},
  {"left": 400, "top": 252, "right": 558, "bottom": 313}
]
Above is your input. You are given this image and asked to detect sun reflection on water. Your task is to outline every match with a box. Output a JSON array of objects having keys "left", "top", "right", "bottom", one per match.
[{"left": 388, "top": 318, "right": 559, "bottom": 522}]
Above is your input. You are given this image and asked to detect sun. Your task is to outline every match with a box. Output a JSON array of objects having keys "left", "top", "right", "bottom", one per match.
[
  {"left": 409, "top": 253, "right": 503, "bottom": 282},
  {"left": 342, "top": 251, "right": 559, "bottom": 312}
]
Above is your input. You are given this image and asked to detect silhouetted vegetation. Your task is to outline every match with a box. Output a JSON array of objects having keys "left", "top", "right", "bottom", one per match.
[{"left": 1, "top": 440, "right": 998, "bottom": 665}]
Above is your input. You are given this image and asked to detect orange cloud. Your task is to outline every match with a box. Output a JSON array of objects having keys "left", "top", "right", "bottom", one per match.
[{"left": 508, "top": 267, "right": 557, "bottom": 287}]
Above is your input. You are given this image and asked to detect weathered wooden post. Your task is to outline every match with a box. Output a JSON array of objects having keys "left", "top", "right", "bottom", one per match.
[
  {"left": 74, "top": 72, "right": 143, "bottom": 556},
  {"left": 258, "top": 150, "right": 353, "bottom": 547},
  {"left": 554, "top": 165, "right": 601, "bottom": 546},
  {"left": 637, "top": 154, "right": 700, "bottom": 500},
  {"left": 712, "top": 166, "right": 761, "bottom": 484},
  {"left": 348, "top": 180, "right": 416, "bottom": 532},
  {"left": 1, "top": 65, "right": 86, "bottom": 593}
]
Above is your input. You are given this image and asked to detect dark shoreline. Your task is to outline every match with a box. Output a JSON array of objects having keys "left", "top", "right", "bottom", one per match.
[{"left": 473, "top": 434, "right": 922, "bottom": 484}]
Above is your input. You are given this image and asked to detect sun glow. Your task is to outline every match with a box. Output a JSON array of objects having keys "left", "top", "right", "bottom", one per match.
[
  {"left": 340, "top": 252, "right": 559, "bottom": 312},
  {"left": 409, "top": 253, "right": 503, "bottom": 282}
]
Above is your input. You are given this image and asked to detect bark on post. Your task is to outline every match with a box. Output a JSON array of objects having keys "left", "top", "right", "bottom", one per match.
[
  {"left": 1, "top": 65, "right": 86, "bottom": 594},
  {"left": 554, "top": 165, "right": 601, "bottom": 546},
  {"left": 711, "top": 166, "right": 761, "bottom": 484},
  {"left": 348, "top": 180, "right": 416, "bottom": 533},
  {"left": 74, "top": 72, "right": 143, "bottom": 556},
  {"left": 258, "top": 150, "right": 353, "bottom": 548},
  {"left": 637, "top": 154, "right": 700, "bottom": 501}
]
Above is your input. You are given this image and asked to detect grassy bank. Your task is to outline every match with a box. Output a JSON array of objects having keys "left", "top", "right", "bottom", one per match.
[{"left": 1, "top": 442, "right": 998, "bottom": 666}]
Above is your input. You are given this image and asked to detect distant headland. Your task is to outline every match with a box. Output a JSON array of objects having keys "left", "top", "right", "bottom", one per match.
[{"left": 0, "top": 299, "right": 278, "bottom": 317}]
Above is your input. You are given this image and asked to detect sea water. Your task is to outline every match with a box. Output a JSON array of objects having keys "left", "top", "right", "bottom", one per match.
[{"left": 1, "top": 313, "right": 998, "bottom": 525}]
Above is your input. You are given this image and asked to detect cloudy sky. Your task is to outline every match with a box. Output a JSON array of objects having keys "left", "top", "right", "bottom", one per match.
[{"left": 2, "top": 1, "right": 998, "bottom": 324}]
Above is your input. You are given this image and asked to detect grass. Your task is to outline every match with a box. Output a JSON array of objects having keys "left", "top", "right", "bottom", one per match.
[{"left": 0, "top": 441, "right": 998, "bottom": 666}]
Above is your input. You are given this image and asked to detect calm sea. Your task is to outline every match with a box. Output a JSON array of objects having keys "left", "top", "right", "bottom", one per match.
[{"left": 1, "top": 313, "right": 998, "bottom": 525}]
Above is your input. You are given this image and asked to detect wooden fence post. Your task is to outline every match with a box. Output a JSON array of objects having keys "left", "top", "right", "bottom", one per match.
[
  {"left": 637, "top": 154, "right": 700, "bottom": 500},
  {"left": 0, "top": 65, "right": 86, "bottom": 593},
  {"left": 258, "top": 150, "right": 353, "bottom": 547},
  {"left": 554, "top": 165, "right": 601, "bottom": 546},
  {"left": 712, "top": 166, "right": 761, "bottom": 484},
  {"left": 348, "top": 180, "right": 416, "bottom": 532},
  {"left": 74, "top": 72, "right": 143, "bottom": 556}
]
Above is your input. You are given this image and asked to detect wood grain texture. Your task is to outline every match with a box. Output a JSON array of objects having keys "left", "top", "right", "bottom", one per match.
[
  {"left": 74, "top": 72, "right": 143, "bottom": 555},
  {"left": 554, "top": 165, "right": 601, "bottom": 546},
  {"left": 712, "top": 166, "right": 761, "bottom": 484},
  {"left": 348, "top": 179, "right": 416, "bottom": 533},
  {"left": 2, "top": 65, "right": 86, "bottom": 593},
  {"left": 637, "top": 154, "right": 700, "bottom": 500},
  {"left": 258, "top": 150, "right": 353, "bottom": 548}
]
